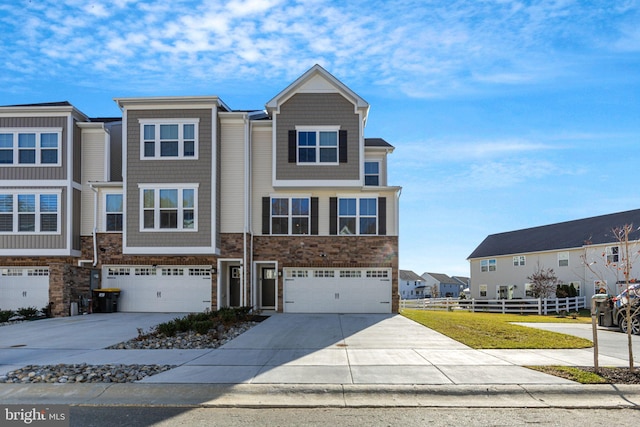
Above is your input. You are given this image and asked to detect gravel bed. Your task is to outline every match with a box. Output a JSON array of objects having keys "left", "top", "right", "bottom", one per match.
[
  {"left": 1, "top": 319, "right": 259, "bottom": 384},
  {"left": 0, "top": 364, "right": 174, "bottom": 384}
]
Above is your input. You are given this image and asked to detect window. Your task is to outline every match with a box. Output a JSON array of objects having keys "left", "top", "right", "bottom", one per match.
[
  {"left": 297, "top": 127, "right": 339, "bottom": 164},
  {"left": 338, "top": 197, "right": 377, "bottom": 235},
  {"left": 479, "top": 284, "right": 487, "bottom": 297},
  {"left": 139, "top": 185, "right": 198, "bottom": 231},
  {"left": 0, "top": 129, "right": 61, "bottom": 166},
  {"left": 139, "top": 120, "right": 198, "bottom": 159},
  {"left": 558, "top": 252, "right": 569, "bottom": 267},
  {"left": 365, "top": 161, "right": 380, "bottom": 186},
  {"left": 480, "top": 259, "right": 496, "bottom": 272},
  {"left": 0, "top": 192, "right": 59, "bottom": 234},
  {"left": 524, "top": 283, "right": 534, "bottom": 298},
  {"left": 271, "top": 197, "right": 310, "bottom": 235},
  {"left": 105, "top": 194, "right": 123, "bottom": 232},
  {"left": 606, "top": 246, "right": 619, "bottom": 264},
  {"left": 513, "top": 256, "right": 525, "bottom": 266}
]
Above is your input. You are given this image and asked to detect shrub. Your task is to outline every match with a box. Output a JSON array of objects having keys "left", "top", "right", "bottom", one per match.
[
  {"left": 156, "top": 321, "right": 178, "bottom": 337},
  {"left": 192, "top": 320, "right": 214, "bottom": 335},
  {"left": 0, "top": 310, "right": 15, "bottom": 323},
  {"left": 16, "top": 306, "right": 40, "bottom": 320}
]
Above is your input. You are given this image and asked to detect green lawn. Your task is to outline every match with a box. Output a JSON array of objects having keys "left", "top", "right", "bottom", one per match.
[{"left": 401, "top": 309, "right": 593, "bottom": 349}]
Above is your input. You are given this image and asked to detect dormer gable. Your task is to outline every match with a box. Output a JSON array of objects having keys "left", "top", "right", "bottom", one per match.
[{"left": 266, "top": 64, "right": 370, "bottom": 122}]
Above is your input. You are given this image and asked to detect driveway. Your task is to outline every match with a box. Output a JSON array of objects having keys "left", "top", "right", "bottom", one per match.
[{"left": 1, "top": 313, "right": 630, "bottom": 385}]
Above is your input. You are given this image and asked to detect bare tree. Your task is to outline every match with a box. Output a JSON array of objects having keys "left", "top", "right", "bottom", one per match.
[
  {"left": 581, "top": 224, "right": 639, "bottom": 373},
  {"left": 527, "top": 262, "right": 558, "bottom": 299}
]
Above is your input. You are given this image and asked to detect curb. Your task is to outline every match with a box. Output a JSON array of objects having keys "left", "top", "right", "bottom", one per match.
[{"left": 1, "top": 383, "right": 640, "bottom": 408}]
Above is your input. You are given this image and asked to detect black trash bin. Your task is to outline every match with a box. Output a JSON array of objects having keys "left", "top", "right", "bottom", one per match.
[{"left": 92, "top": 288, "right": 121, "bottom": 313}]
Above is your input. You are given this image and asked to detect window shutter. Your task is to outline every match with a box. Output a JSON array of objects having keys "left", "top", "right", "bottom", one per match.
[
  {"left": 329, "top": 197, "right": 337, "bottom": 235},
  {"left": 378, "top": 197, "right": 387, "bottom": 235},
  {"left": 339, "top": 130, "right": 348, "bottom": 163},
  {"left": 288, "top": 130, "right": 296, "bottom": 163},
  {"left": 311, "top": 197, "right": 318, "bottom": 235},
  {"left": 262, "top": 197, "right": 270, "bottom": 234}
]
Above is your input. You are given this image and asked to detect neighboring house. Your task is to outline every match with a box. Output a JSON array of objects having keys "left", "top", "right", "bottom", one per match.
[
  {"left": 452, "top": 276, "right": 470, "bottom": 290},
  {"left": 421, "top": 272, "right": 463, "bottom": 298},
  {"left": 0, "top": 65, "right": 402, "bottom": 316},
  {"left": 467, "top": 209, "right": 640, "bottom": 301},
  {"left": 399, "top": 270, "right": 426, "bottom": 299}
]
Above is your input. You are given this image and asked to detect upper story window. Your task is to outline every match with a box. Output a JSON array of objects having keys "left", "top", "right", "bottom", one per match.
[
  {"left": 0, "top": 191, "right": 60, "bottom": 234},
  {"left": 338, "top": 197, "right": 377, "bottom": 235},
  {"left": 0, "top": 129, "right": 61, "bottom": 166},
  {"left": 139, "top": 119, "right": 198, "bottom": 159},
  {"left": 139, "top": 184, "right": 198, "bottom": 231},
  {"left": 606, "top": 246, "right": 619, "bottom": 264},
  {"left": 364, "top": 161, "right": 380, "bottom": 186},
  {"left": 481, "top": 259, "right": 496, "bottom": 272},
  {"left": 296, "top": 126, "right": 339, "bottom": 164},
  {"left": 513, "top": 256, "right": 525, "bottom": 266},
  {"left": 105, "top": 193, "right": 123, "bottom": 232},
  {"left": 558, "top": 251, "right": 569, "bottom": 267},
  {"left": 271, "top": 197, "right": 310, "bottom": 235}
]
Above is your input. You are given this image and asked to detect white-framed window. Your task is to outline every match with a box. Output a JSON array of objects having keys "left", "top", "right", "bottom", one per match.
[
  {"left": 513, "top": 256, "right": 525, "bottom": 266},
  {"left": 595, "top": 280, "right": 608, "bottom": 295},
  {"left": 139, "top": 184, "right": 198, "bottom": 231},
  {"left": 139, "top": 119, "right": 199, "bottom": 159},
  {"left": 0, "top": 129, "right": 62, "bottom": 166},
  {"left": 271, "top": 197, "right": 310, "bottom": 235},
  {"left": 0, "top": 191, "right": 61, "bottom": 234},
  {"left": 558, "top": 251, "right": 569, "bottom": 267},
  {"left": 340, "top": 270, "right": 362, "bottom": 278},
  {"left": 480, "top": 259, "right": 496, "bottom": 272},
  {"left": 296, "top": 126, "right": 339, "bottom": 164},
  {"left": 338, "top": 197, "right": 377, "bottom": 235},
  {"left": 606, "top": 246, "right": 619, "bottom": 264},
  {"left": 525, "top": 283, "right": 534, "bottom": 297},
  {"left": 479, "top": 284, "right": 487, "bottom": 297},
  {"left": 364, "top": 161, "right": 380, "bottom": 186},
  {"left": 105, "top": 193, "right": 123, "bottom": 232},
  {"left": 569, "top": 281, "right": 582, "bottom": 296}
]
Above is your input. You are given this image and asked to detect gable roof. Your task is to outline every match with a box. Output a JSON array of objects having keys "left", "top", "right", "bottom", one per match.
[
  {"left": 422, "top": 272, "right": 458, "bottom": 284},
  {"left": 265, "top": 64, "right": 369, "bottom": 121},
  {"left": 400, "top": 270, "right": 424, "bottom": 282},
  {"left": 468, "top": 208, "right": 640, "bottom": 259}
]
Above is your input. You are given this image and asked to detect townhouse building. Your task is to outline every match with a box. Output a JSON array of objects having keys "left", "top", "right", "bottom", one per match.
[{"left": 0, "top": 65, "right": 401, "bottom": 316}]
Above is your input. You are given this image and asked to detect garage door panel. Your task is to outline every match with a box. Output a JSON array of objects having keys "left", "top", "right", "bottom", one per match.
[
  {"left": 284, "top": 268, "right": 391, "bottom": 314},
  {"left": 102, "top": 266, "right": 211, "bottom": 313},
  {"left": 0, "top": 267, "right": 49, "bottom": 311}
]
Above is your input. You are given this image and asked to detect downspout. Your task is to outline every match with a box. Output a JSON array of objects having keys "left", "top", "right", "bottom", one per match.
[
  {"left": 243, "top": 113, "right": 250, "bottom": 307},
  {"left": 90, "top": 184, "right": 98, "bottom": 267}
]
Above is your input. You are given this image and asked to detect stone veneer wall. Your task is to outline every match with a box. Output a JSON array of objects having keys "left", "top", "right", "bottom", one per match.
[
  {"left": 252, "top": 235, "right": 400, "bottom": 313},
  {"left": 48, "top": 263, "right": 91, "bottom": 317}
]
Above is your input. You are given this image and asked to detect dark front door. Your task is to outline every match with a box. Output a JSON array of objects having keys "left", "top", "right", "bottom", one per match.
[
  {"left": 261, "top": 267, "right": 276, "bottom": 308},
  {"left": 229, "top": 266, "right": 241, "bottom": 307}
]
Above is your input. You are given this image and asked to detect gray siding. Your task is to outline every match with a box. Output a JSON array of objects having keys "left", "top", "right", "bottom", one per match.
[
  {"left": 0, "top": 187, "right": 67, "bottom": 250},
  {"left": 275, "top": 93, "right": 360, "bottom": 181},
  {"left": 125, "top": 109, "right": 213, "bottom": 248},
  {"left": 0, "top": 116, "right": 67, "bottom": 181},
  {"left": 72, "top": 188, "right": 81, "bottom": 250}
]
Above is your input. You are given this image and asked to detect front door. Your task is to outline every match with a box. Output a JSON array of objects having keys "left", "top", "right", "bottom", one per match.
[
  {"left": 229, "top": 266, "right": 241, "bottom": 307},
  {"left": 261, "top": 267, "right": 276, "bottom": 308}
]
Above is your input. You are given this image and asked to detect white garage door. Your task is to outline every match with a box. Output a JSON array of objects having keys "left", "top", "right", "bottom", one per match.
[
  {"left": 102, "top": 266, "right": 212, "bottom": 313},
  {"left": 284, "top": 268, "right": 392, "bottom": 313},
  {"left": 0, "top": 267, "right": 49, "bottom": 311}
]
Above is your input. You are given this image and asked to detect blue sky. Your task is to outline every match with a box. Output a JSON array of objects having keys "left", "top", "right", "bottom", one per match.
[{"left": 2, "top": 0, "right": 640, "bottom": 277}]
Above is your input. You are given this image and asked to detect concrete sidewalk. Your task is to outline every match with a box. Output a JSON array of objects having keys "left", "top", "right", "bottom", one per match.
[{"left": 1, "top": 313, "right": 640, "bottom": 407}]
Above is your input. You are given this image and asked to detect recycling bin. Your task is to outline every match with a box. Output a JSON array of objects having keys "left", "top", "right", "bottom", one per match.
[{"left": 92, "top": 288, "right": 121, "bottom": 313}]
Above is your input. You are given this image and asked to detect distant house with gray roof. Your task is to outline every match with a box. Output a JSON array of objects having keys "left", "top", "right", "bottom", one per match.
[
  {"left": 399, "top": 270, "right": 426, "bottom": 299},
  {"left": 467, "top": 209, "right": 640, "bottom": 301},
  {"left": 421, "top": 272, "right": 464, "bottom": 298}
]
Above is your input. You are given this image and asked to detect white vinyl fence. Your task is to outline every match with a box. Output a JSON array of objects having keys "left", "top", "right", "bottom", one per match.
[{"left": 400, "top": 296, "right": 586, "bottom": 315}]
